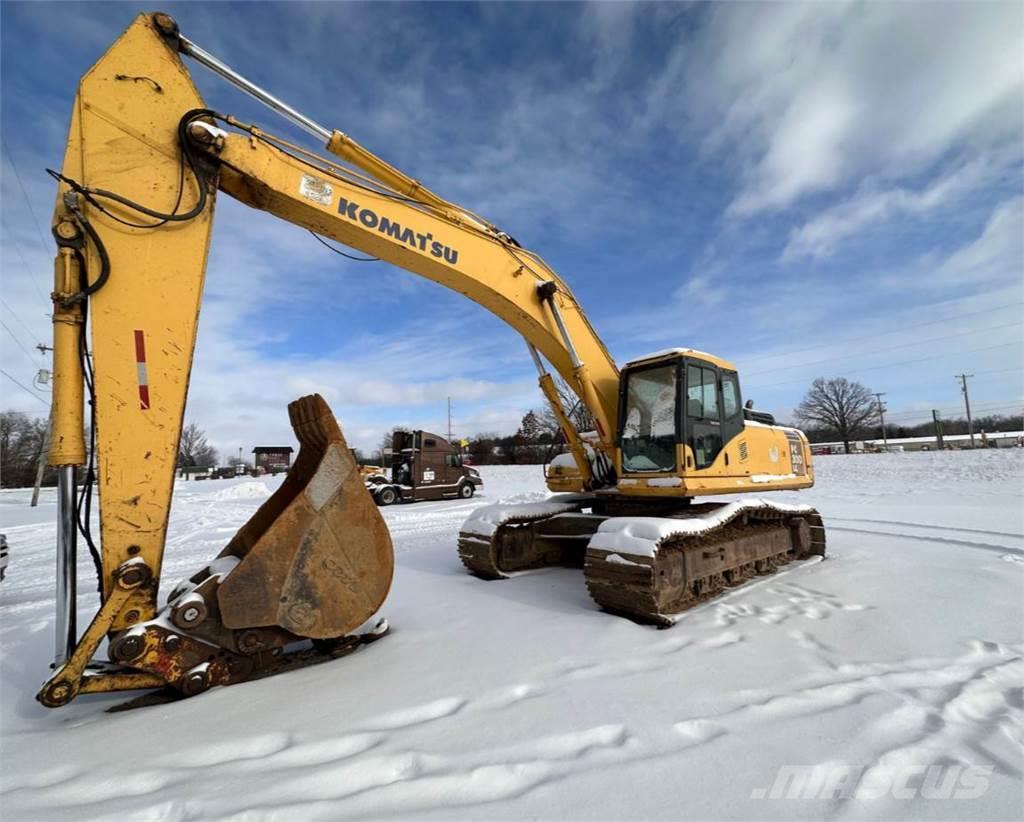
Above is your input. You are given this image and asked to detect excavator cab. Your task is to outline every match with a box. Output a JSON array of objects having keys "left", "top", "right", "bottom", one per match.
[
  {"left": 611, "top": 348, "right": 814, "bottom": 495},
  {"left": 618, "top": 349, "right": 747, "bottom": 476}
]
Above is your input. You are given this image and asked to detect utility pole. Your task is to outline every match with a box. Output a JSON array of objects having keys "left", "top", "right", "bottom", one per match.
[
  {"left": 31, "top": 407, "right": 53, "bottom": 507},
  {"left": 447, "top": 396, "right": 452, "bottom": 442},
  {"left": 872, "top": 392, "right": 888, "bottom": 450},
  {"left": 31, "top": 344, "right": 55, "bottom": 508},
  {"left": 956, "top": 374, "right": 975, "bottom": 448},
  {"left": 932, "top": 409, "right": 944, "bottom": 450}
]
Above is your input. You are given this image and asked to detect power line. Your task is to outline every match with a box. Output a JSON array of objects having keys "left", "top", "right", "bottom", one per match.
[
  {"left": 966, "top": 367, "right": 1024, "bottom": 379},
  {"left": 885, "top": 401, "right": 1018, "bottom": 420},
  {"left": 739, "top": 300, "right": 1024, "bottom": 364},
  {"left": 840, "top": 366, "right": 1024, "bottom": 396},
  {"left": 749, "top": 320, "right": 1022, "bottom": 376},
  {"left": 0, "top": 295, "right": 41, "bottom": 344},
  {"left": 746, "top": 341, "right": 1022, "bottom": 390},
  {"left": 884, "top": 401, "right": 1022, "bottom": 422},
  {"left": 0, "top": 367, "right": 49, "bottom": 406},
  {"left": 0, "top": 317, "right": 40, "bottom": 367},
  {"left": 0, "top": 205, "right": 49, "bottom": 304},
  {"left": 2, "top": 142, "right": 54, "bottom": 262}
]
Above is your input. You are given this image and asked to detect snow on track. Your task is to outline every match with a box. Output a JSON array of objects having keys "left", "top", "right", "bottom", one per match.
[{"left": 0, "top": 453, "right": 1021, "bottom": 820}]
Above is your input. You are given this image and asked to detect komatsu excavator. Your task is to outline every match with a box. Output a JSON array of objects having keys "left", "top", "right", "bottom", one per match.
[{"left": 37, "top": 12, "right": 825, "bottom": 708}]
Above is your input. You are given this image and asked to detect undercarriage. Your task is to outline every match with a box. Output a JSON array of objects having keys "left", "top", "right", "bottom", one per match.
[{"left": 458, "top": 495, "right": 826, "bottom": 625}]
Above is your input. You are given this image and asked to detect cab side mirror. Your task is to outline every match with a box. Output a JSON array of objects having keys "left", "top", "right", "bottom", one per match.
[{"left": 745, "top": 399, "right": 754, "bottom": 409}]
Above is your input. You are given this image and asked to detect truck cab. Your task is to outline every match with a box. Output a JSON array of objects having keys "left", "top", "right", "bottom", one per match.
[{"left": 366, "top": 430, "right": 483, "bottom": 505}]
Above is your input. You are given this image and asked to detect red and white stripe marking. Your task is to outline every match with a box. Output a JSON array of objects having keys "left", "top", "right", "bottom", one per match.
[{"left": 133, "top": 330, "right": 150, "bottom": 410}]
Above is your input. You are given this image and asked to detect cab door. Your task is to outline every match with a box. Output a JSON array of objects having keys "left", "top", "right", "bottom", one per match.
[
  {"left": 684, "top": 361, "right": 746, "bottom": 472},
  {"left": 443, "top": 450, "right": 463, "bottom": 485},
  {"left": 684, "top": 360, "right": 723, "bottom": 469}
]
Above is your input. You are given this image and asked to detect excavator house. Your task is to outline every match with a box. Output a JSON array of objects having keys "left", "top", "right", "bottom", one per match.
[{"left": 37, "top": 12, "right": 825, "bottom": 708}]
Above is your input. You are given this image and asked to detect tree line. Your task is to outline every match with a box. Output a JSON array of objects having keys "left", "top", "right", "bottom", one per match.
[
  {"left": 5, "top": 376, "right": 1019, "bottom": 486},
  {"left": 0, "top": 412, "right": 221, "bottom": 489},
  {"left": 794, "top": 377, "right": 1022, "bottom": 452},
  {"left": 0, "top": 411, "right": 53, "bottom": 489}
]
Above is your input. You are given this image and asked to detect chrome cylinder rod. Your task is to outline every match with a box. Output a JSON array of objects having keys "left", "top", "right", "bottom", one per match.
[
  {"left": 55, "top": 466, "right": 78, "bottom": 666},
  {"left": 538, "top": 283, "right": 583, "bottom": 369},
  {"left": 178, "top": 35, "right": 332, "bottom": 143},
  {"left": 526, "top": 342, "right": 547, "bottom": 377}
]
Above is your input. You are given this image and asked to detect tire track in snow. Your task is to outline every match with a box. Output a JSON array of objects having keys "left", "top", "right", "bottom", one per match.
[
  {"left": 830, "top": 525, "right": 1024, "bottom": 556},
  {"left": 829, "top": 517, "right": 1023, "bottom": 541}
]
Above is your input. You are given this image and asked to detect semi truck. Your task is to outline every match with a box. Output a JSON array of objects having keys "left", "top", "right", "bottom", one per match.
[{"left": 365, "top": 431, "right": 482, "bottom": 505}]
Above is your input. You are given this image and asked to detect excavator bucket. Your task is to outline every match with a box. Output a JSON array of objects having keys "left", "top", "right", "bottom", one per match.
[
  {"left": 215, "top": 394, "right": 394, "bottom": 638},
  {"left": 39, "top": 395, "right": 394, "bottom": 707}
]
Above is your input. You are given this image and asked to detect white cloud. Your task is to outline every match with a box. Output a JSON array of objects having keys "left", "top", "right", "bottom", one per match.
[
  {"left": 782, "top": 158, "right": 998, "bottom": 261},
  {"left": 931, "top": 196, "right": 1024, "bottom": 287},
  {"left": 678, "top": 1, "right": 1024, "bottom": 215},
  {"left": 672, "top": 272, "right": 727, "bottom": 308}
]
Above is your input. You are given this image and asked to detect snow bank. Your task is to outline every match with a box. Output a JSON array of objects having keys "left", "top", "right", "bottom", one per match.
[{"left": 211, "top": 481, "right": 273, "bottom": 501}]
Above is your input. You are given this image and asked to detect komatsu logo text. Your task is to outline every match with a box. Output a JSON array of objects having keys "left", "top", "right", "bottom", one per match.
[{"left": 337, "top": 198, "right": 459, "bottom": 264}]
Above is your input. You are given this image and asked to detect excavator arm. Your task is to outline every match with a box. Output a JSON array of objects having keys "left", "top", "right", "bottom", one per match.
[{"left": 40, "top": 12, "right": 620, "bottom": 706}]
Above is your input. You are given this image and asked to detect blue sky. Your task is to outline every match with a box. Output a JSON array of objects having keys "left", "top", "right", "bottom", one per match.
[{"left": 2, "top": 1, "right": 1022, "bottom": 457}]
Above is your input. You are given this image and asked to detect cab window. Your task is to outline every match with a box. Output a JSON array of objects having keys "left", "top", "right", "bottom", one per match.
[
  {"left": 702, "top": 368, "right": 718, "bottom": 418},
  {"left": 686, "top": 365, "right": 719, "bottom": 418},
  {"left": 686, "top": 366, "right": 702, "bottom": 417},
  {"left": 621, "top": 364, "right": 677, "bottom": 472},
  {"left": 722, "top": 376, "right": 739, "bottom": 418}
]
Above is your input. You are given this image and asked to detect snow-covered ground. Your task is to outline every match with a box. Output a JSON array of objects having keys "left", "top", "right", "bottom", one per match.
[{"left": 1, "top": 451, "right": 1022, "bottom": 820}]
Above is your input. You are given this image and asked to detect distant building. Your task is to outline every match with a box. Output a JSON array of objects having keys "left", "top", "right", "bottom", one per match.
[
  {"left": 811, "top": 430, "right": 1023, "bottom": 454},
  {"left": 252, "top": 446, "right": 294, "bottom": 474}
]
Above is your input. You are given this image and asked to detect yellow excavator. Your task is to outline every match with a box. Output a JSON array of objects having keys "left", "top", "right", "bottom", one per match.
[{"left": 37, "top": 12, "right": 825, "bottom": 708}]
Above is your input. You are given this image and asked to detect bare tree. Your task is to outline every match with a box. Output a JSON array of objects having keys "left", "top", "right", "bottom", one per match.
[
  {"left": 1, "top": 410, "right": 53, "bottom": 488},
  {"left": 517, "top": 410, "right": 545, "bottom": 441},
  {"left": 379, "top": 426, "right": 410, "bottom": 455},
  {"left": 177, "top": 423, "right": 218, "bottom": 468},
  {"left": 537, "top": 376, "right": 597, "bottom": 437},
  {"left": 794, "top": 377, "right": 877, "bottom": 453}
]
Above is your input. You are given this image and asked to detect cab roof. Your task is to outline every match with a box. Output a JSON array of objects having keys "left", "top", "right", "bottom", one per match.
[{"left": 624, "top": 348, "right": 737, "bottom": 372}]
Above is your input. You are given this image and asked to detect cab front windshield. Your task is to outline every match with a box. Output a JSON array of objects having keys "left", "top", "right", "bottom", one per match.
[{"left": 620, "top": 364, "right": 677, "bottom": 472}]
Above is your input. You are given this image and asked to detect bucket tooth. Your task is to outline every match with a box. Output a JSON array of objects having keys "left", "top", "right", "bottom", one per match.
[{"left": 216, "top": 394, "right": 393, "bottom": 638}]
